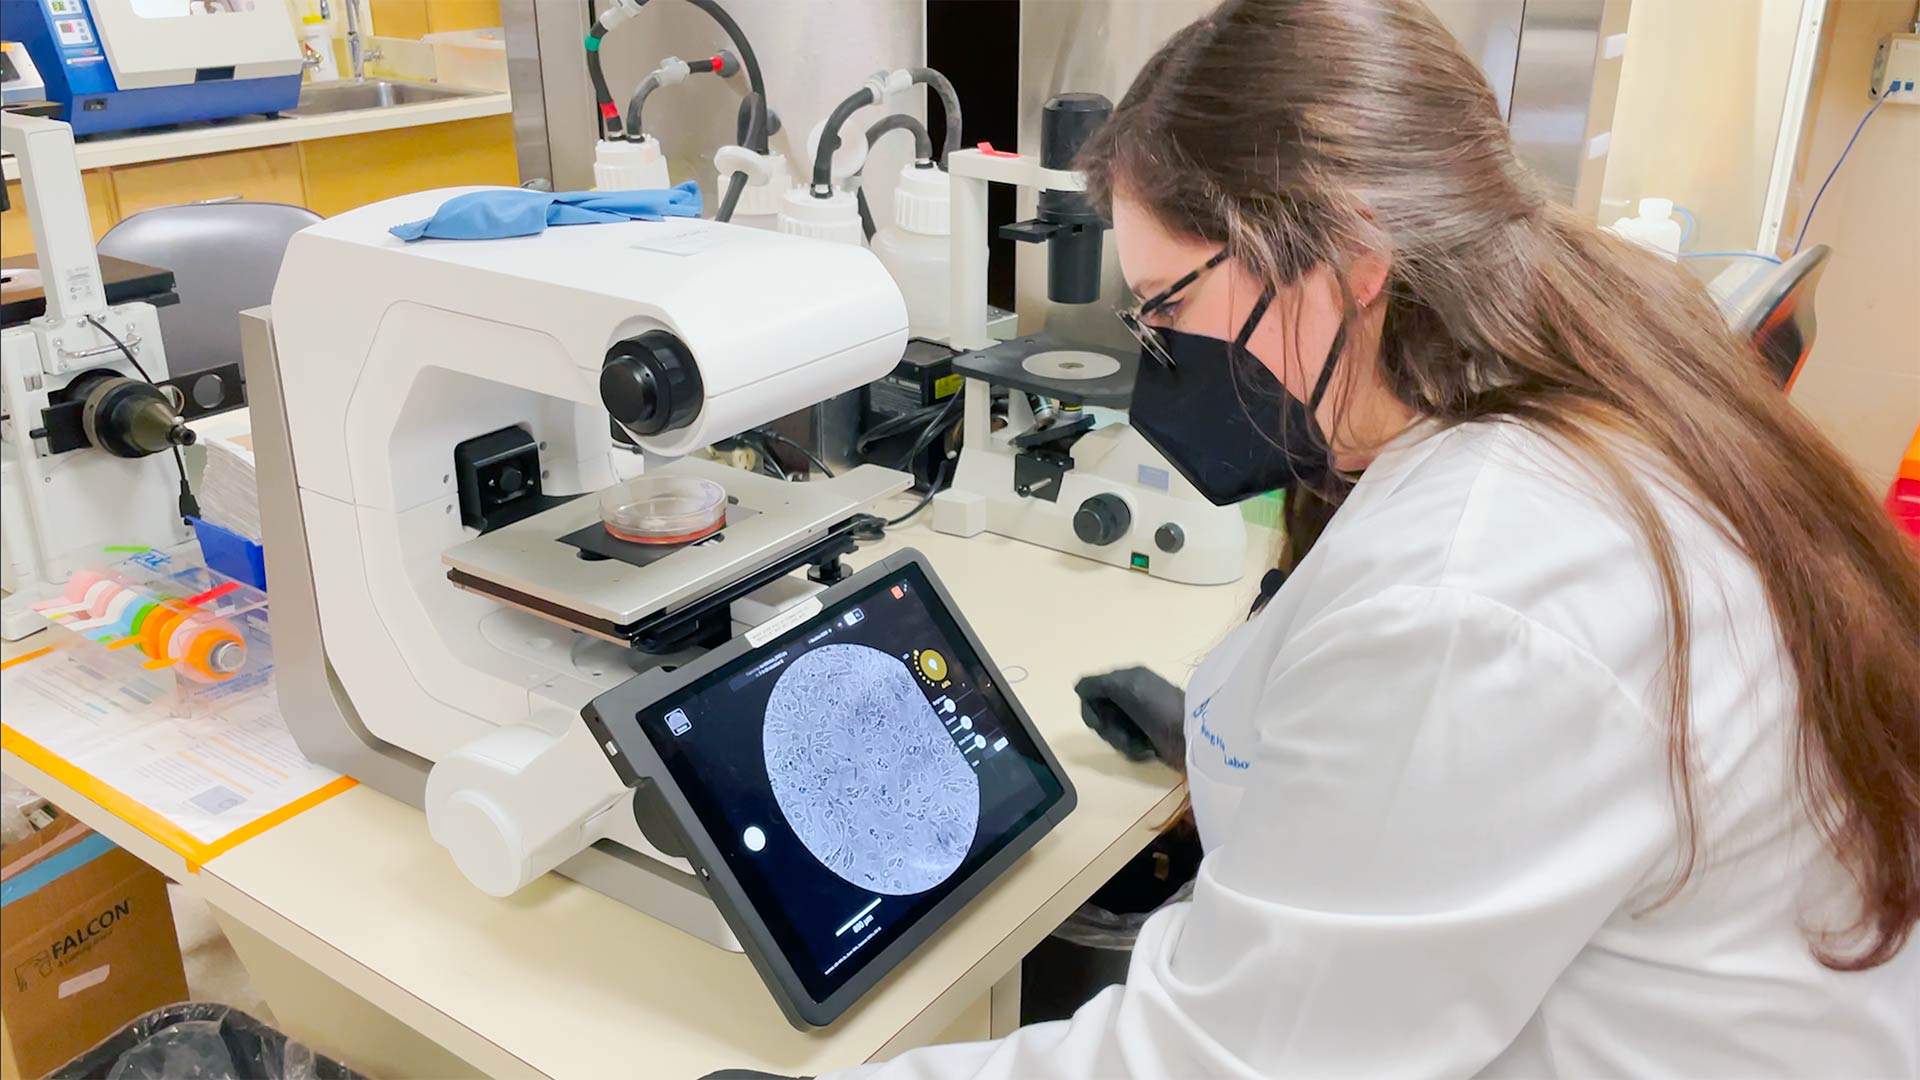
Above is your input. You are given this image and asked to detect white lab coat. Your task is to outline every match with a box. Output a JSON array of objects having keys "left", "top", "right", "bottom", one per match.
[{"left": 836, "top": 420, "right": 1919, "bottom": 1079}]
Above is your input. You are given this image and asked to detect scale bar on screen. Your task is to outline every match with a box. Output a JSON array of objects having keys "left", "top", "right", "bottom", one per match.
[{"left": 836, "top": 897, "right": 882, "bottom": 937}]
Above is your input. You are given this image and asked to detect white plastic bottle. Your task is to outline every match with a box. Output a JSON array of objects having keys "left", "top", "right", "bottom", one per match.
[
  {"left": 869, "top": 164, "right": 953, "bottom": 341},
  {"left": 300, "top": 14, "right": 339, "bottom": 82},
  {"left": 714, "top": 148, "right": 791, "bottom": 231},
  {"left": 777, "top": 119, "right": 872, "bottom": 244},
  {"left": 594, "top": 136, "right": 671, "bottom": 191},
  {"left": 777, "top": 186, "right": 865, "bottom": 246},
  {"left": 1607, "top": 197, "right": 1683, "bottom": 260}
]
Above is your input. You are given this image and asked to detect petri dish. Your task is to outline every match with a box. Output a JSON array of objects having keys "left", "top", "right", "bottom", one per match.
[{"left": 599, "top": 475, "right": 728, "bottom": 544}]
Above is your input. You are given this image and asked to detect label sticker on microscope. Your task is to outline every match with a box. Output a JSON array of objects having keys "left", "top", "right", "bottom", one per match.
[
  {"left": 1137, "top": 464, "right": 1172, "bottom": 492},
  {"left": 746, "top": 596, "right": 824, "bottom": 649},
  {"left": 630, "top": 228, "right": 735, "bottom": 258}
]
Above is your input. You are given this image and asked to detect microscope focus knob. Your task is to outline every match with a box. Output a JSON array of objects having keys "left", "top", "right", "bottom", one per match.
[
  {"left": 601, "top": 331, "right": 705, "bottom": 438},
  {"left": 1073, "top": 493, "right": 1132, "bottom": 546}
]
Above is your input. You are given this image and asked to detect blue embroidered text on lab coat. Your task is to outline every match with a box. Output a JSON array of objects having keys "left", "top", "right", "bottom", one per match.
[{"left": 1193, "top": 695, "right": 1251, "bottom": 770}]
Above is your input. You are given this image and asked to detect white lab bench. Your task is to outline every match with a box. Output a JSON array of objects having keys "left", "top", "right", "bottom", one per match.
[{"left": 0, "top": 509, "right": 1269, "bottom": 1079}]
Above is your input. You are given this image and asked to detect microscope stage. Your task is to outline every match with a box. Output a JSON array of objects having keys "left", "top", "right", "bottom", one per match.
[
  {"left": 951, "top": 333, "right": 1136, "bottom": 407},
  {"left": 443, "top": 457, "right": 908, "bottom": 641}
]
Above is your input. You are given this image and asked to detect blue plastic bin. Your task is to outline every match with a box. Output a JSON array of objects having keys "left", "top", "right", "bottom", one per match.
[{"left": 187, "top": 517, "right": 267, "bottom": 591}]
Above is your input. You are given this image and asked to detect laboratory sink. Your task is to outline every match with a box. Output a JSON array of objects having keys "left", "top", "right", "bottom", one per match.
[{"left": 286, "top": 79, "right": 488, "bottom": 117}]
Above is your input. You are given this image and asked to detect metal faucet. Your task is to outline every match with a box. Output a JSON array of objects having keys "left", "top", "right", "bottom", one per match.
[{"left": 343, "top": 0, "right": 384, "bottom": 82}]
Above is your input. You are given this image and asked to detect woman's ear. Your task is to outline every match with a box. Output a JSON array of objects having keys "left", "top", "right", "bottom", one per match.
[{"left": 1348, "top": 251, "right": 1392, "bottom": 310}]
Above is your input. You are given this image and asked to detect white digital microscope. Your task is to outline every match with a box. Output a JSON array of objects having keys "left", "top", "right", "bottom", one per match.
[
  {"left": 929, "top": 95, "right": 1247, "bottom": 586},
  {"left": 248, "top": 187, "right": 913, "bottom": 947},
  {"left": 1, "top": 113, "right": 195, "bottom": 639}
]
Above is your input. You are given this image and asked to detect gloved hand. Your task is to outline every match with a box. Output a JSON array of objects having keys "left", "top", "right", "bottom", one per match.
[{"left": 1074, "top": 666, "right": 1186, "bottom": 767}]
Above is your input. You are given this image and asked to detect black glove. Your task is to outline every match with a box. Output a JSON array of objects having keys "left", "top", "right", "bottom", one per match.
[{"left": 1074, "top": 666, "right": 1186, "bottom": 767}]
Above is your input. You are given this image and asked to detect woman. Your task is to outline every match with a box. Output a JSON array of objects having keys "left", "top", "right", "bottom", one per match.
[{"left": 831, "top": 1, "right": 1920, "bottom": 1076}]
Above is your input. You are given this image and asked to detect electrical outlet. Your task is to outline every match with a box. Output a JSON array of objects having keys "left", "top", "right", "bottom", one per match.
[{"left": 1871, "top": 33, "right": 1920, "bottom": 105}]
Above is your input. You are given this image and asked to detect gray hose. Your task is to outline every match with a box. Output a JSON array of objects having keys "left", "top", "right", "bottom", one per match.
[
  {"left": 906, "top": 67, "right": 962, "bottom": 162},
  {"left": 716, "top": 172, "right": 749, "bottom": 223},
  {"left": 865, "top": 113, "right": 933, "bottom": 162},
  {"left": 813, "top": 85, "right": 878, "bottom": 196},
  {"left": 624, "top": 74, "right": 664, "bottom": 140},
  {"left": 679, "top": 0, "right": 768, "bottom": 153},
  {"left": 716, "top": 91, "right": 767, "bottom": 223},
  {"left": 737, "top": 95, "right": 781, "bottom": 142}
]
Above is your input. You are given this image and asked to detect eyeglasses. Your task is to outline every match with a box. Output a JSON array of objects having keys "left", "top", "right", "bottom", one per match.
[{"left": 1118, "top": 249, "right": 1228, "bottom": 370}]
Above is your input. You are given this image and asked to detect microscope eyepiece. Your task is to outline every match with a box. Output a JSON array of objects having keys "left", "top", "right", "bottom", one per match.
[
  {"left": 1040, "top": 92, "right": 1112, "bottom": 170},
  {"left": 601, "top": 331, "right": 705, "bottom": 438}
]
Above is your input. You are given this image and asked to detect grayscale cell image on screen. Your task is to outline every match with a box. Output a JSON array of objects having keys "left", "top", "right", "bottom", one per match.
[{"left": 764, "top": 644, "right": 979, "bottom": 895}]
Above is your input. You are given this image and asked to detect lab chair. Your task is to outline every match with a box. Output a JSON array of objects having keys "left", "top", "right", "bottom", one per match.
[{"left": 98, "top": 201, "right": 322, "bottom": 392}]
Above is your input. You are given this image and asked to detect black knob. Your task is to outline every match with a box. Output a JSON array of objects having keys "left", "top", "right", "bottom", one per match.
[
  {"left": 496, "top": 464, "right": 525, "bottom": 494},
  {"left": 601, "top": 331, "right": 704, "bottom": 437},
  {"left": 1073, "top": 493, "right": 1132, "bottom": 546},
  {"left": 1155, "top": 523, "right": 1185, "bottom": 553}
]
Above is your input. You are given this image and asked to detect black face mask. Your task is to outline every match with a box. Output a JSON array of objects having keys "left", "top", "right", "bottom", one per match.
[{"left": 1129, "top": 289, "right": 1342, "bottom": 505}]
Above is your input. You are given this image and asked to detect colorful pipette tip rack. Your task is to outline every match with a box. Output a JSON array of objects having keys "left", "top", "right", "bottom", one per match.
[{"left": 30, "top": 547, "right": 272, "bottom": 696}]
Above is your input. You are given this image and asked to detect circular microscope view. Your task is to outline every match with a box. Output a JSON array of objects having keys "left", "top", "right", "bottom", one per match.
[{"left": 764, "top": 644, "right": 980, "bottom": 895}]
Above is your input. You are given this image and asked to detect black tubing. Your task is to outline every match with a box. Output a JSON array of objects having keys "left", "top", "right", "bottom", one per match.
[
  {"left": 716, "top": 172, "right": 749, "bottom": 222},
  {"left": 737, "top": 95, "right": 781, "bottom": 142},
  {"left": 905, "top": 67, "right": 962, "bottom": 162},
  {"left": 684, "top": 0, "right": 768, "bottom": 151},
  {"left": 814, "top": 85, "right": 878, "bottom": 195},
  {"left": 587, "top": 17, "right": 619, "bottom": 139},
  {"left": 855, "top": 187, "right": 878, "bottom": 241},
  {"left": 624, "top": 74, "right": 663, "bottom": 140},
  {"left": 715, "top": 91, "right": 767, "bottom": 222},
  {"left": 593, "top": 0, "right": 766, "bottom": 149},
  {"left": 864, "top": 113, "right": 933, "bottom": 162}
]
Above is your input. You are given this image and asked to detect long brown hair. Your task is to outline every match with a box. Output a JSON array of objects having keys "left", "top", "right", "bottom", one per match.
[{"left": 1084, "top": 0, "right": 1920, "bottom": 970}]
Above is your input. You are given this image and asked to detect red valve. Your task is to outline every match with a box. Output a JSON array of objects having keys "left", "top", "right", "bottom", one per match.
[{"left": 977, "top": 142, "right": 1020, "bottom": 159}]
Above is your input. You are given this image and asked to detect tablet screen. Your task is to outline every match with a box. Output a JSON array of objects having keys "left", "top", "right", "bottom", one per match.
[{"left": 634, "top": 561, "right": 1068, "bottom": 1003}]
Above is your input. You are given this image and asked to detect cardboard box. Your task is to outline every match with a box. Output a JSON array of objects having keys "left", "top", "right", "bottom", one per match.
[{"left": 1, "top": 819, "right": 187, "bottom": 1080}]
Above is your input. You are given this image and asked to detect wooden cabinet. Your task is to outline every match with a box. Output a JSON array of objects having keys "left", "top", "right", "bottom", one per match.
[
  {"left": 3, "top": 114, "right": 516, "bottom": 258},
  {"left": 371, "top": 0, "right": 500, "bottom": 37},
  {"left": 112, "top": 146, "right": 306, "bottom": 219},
  {"left": 1, "top": 170, "right": 118, "bottom": 258},
  {"left": 297, "top": 115, "right": 517, "bottom": 217}
]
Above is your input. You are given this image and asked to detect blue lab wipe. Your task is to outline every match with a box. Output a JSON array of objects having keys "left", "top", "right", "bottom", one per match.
[{"left": 389, "top": 183, "right": 704, "bottom": 241}]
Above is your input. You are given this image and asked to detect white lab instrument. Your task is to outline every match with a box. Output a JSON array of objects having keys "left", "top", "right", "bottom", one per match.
[
  {"left": 2, "top": 0, "right": 301, "bottom": 135},
  {"left": 0, "top": 41, "right": 46, "bottom": 105},
  {"left": 930, "top": 132, "right": 1248, "bottom": 586},
  {"left": 1, "top": 112, "right": 192, "bottom": 640},
  {"left": 249, "top": 187, "right": 912, "bottom": 945}
]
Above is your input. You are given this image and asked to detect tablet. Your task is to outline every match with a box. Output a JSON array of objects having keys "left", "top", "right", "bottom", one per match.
[{"left": 582, "top": 549, "right": 1076, "bottom": 1028}]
